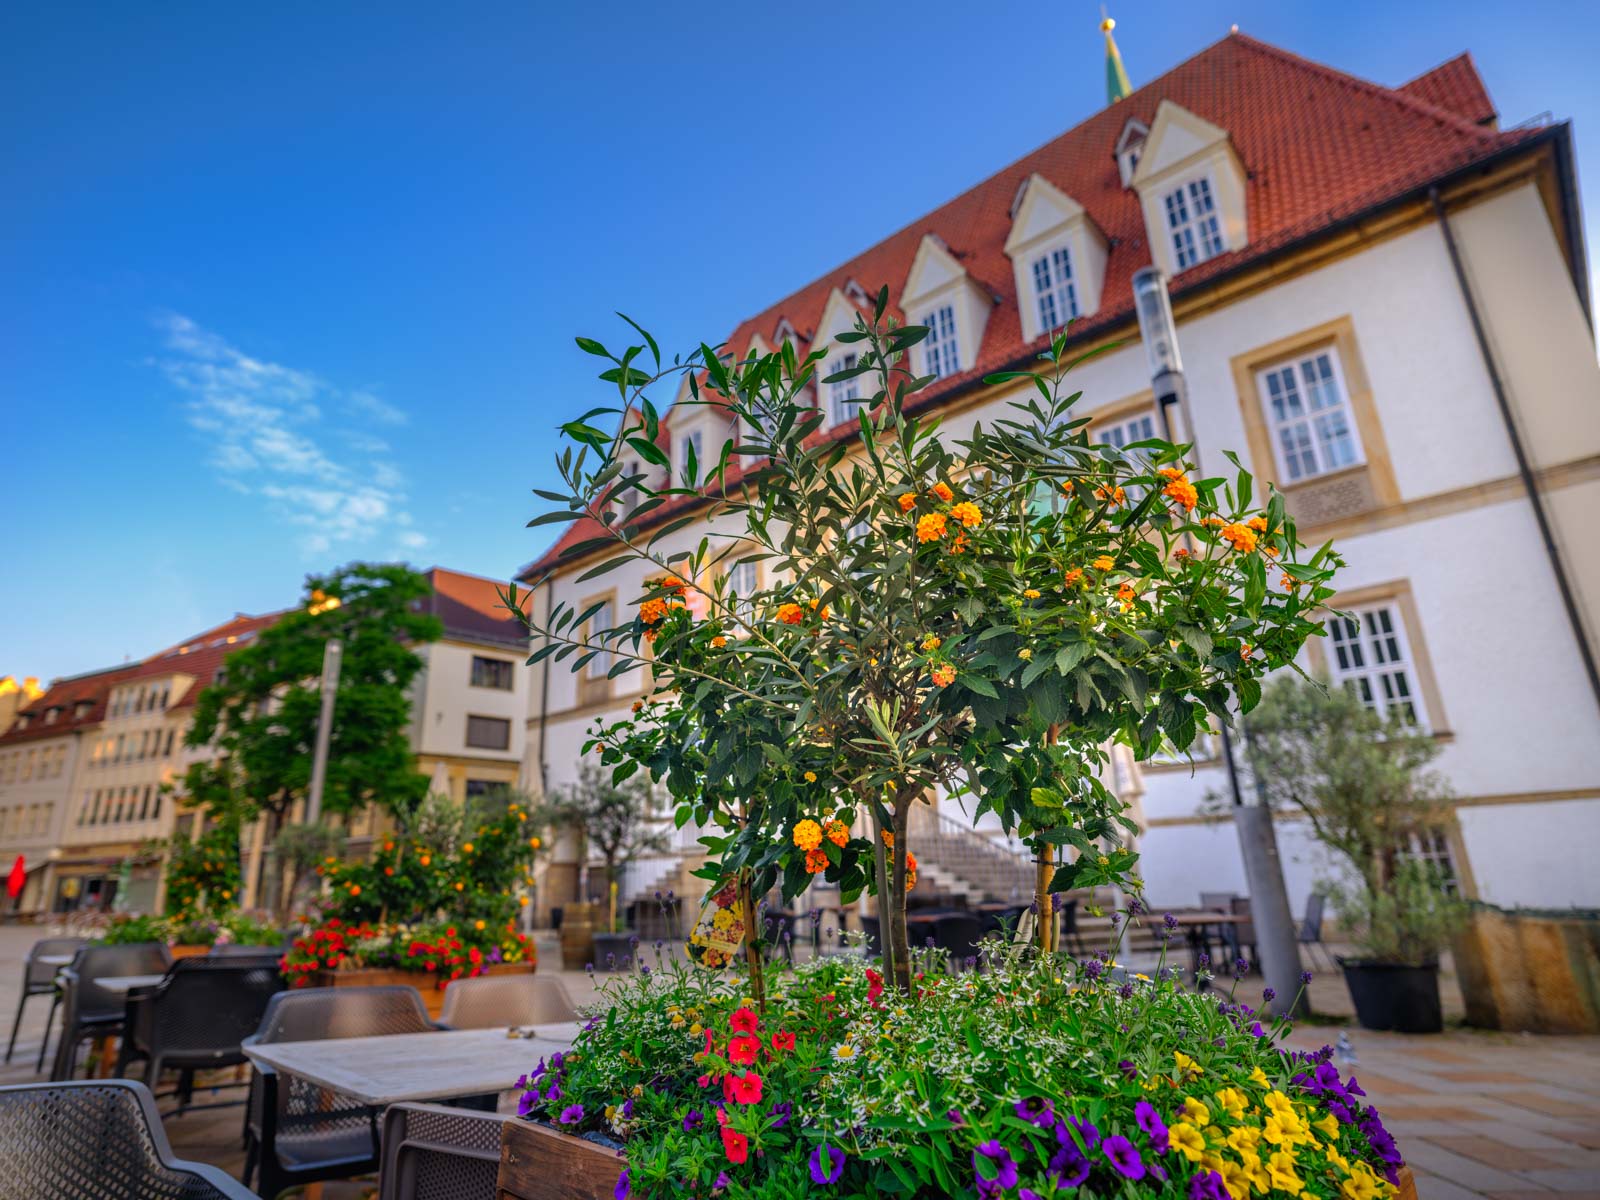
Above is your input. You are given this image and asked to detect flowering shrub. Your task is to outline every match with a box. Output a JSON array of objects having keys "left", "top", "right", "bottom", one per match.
[
  {"left": 518, "top": 934, "right": 1401, "bottom": 1200},
  {"left": 278, "top": 916, "right": 535, "bottom": 987}
]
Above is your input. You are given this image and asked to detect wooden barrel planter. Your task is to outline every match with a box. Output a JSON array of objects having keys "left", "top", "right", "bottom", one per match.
[
  {"left": 169, "top": 944, "right": 211, "bottom": 960},
  {"left": 310, "top": 961, "right": 535, "bottom": 1019},
  {"left": 498, "top": 1120, "right": 623, "bottom": 1200},
  {"left": 494, "top": 1118, "right": 1417, "bottom": 1200},
  {"left": 560, "top": 902, "right": 599, "bottom": 971}
]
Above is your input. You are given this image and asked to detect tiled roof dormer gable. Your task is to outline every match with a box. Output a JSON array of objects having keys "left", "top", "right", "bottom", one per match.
[
  {"left": 665, "top": 373, "right": 728, "bottom": 486},
  {"left": 1131, "top": 99, "right": 1247, "bottom": 276},
  {"left": 814, "top": 285, "right": 877, "bottom": 429},
  {"left": 1115, "top": 118, "right": 1150, "bottom": 187},
  {"left": 1003, "top": 174, "right": 1110, "bottom": 343},
  {"left": 900, "top": 234, "right": 991, "bottom": 386}
]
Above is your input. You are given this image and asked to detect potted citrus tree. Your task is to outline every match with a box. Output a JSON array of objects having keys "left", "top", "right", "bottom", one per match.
[{"left": 1226, "top": 675, "right": 1465, "bottom": 1032}]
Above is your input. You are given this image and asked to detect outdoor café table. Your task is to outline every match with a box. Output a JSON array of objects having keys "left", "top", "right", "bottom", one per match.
[
  {"left": 1164, "top": 912, "right": 1247, "bottom": 981},
  {"left": 37, "top": 953, "right": 75, "bottom": 967},
  {"left": 241, "top": 1023, "right": 581, "bottom": 1108},
  {"left": 96, "top": 973, "right": 168, "bottom": 993}
]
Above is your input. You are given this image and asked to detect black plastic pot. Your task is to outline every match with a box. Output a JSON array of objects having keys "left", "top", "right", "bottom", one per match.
[{"left": 1341, "top": 959, "right": 1443, "bottom": 1033}]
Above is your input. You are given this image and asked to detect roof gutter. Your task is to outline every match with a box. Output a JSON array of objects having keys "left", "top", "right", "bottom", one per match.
[{"left": 1429, "top": 184, "right": 1600, "bottom": 720}]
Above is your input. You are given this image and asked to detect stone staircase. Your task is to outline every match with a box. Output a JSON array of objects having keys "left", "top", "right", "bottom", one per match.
[{"left": 906, "top": 807, "right": 1036, "bottom": 904}]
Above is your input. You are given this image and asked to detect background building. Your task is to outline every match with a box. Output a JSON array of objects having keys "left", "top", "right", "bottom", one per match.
[{"left": 520, "top": 33, "right": 1600, "bottom": 919}]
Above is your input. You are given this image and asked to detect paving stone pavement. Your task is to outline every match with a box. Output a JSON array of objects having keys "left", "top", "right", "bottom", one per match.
[{"left": 0, "top": 923, "right": 1594, "bottom": 1199}]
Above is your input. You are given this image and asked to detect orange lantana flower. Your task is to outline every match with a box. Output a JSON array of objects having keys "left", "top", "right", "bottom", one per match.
[
  {"left": 949, "top": 501, "right": 981, "bottom": 528},
  {"left": 711, "top": 635, "right": 727, "bottom": 648},
  {"left": 897, "top": 493, "right": 917, "bottom": 513},
  {"left": 776, "top": 602, "right": 804, "bottom": 625},
  {"left": 1095, "top": 485, "right": 1126, "bottom": 506},
  {"left": 916, "top": 513, "right": 948, "bottom": 543},
  {"left": 931, "top": 482, "right": 954, "bottom": 503},
  {"left": 1092, "top": 555, "right": 1115, "bottom": 572},
  {"left": 804, "top": 847, "right": 829, "bottom": 874},
  {"left": 1219, "top": 523, "right": 1259, "bottom": 553},
  {"left": 824, "top": 820, "right": 849, "bottom": 848},
  {"left": 1063, "top": 568, "right": 1084, "bottom": 586},
  {"left": 792, "top": 820, "right": 823, "bottom": 852},
  {"left": 639, "top": 597, "right": 668, "bottom": 625},
  {"left": 1248, "top": 516, "right": 1269, "bottom": 533},
  {"left": 1163, "top": 477, "right": 1198, "bottom": 512},
  {"left": 931, "top": 663, "right": 957, "bottom": 687}
]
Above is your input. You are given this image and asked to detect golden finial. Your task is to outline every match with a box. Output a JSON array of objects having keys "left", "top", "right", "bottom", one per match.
[{"left": 1100, "top": 16, "right": 1115, "bottom": 32}]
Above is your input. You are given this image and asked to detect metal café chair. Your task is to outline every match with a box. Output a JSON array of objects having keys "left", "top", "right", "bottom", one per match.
[
  {"left": 50, "top": 942, "right": 173, "bottom": 1081},
  {"left": 1298, "top": 891, "right": 1335, "bottom": 970},
  {"left": 932, "top": 912, "right": 985, "bottom": 967},
  {"left": 114, "top": 954, "right": 284, "bottom": 1112},
  {"left": 6, "top": 935, "right": 87, "bottom": 1068},
  {"left": 437, "top": 973, "right": 577, "bottom": 1030},
  {"left": 1199, "top": 891, "right": 1237, "bottom": 912},
  {"left": 1226, "top": 896, "right": 1260, "bottom": 971},
  {"left": 242, "top": 985, "right": 442, "bottom": 1200},
  {"left": 0, "top": 1078, "right": 257, "bottom": 1199},
  {"left": 378, "top": 1101, "right": 511, "bottom": 1200}
]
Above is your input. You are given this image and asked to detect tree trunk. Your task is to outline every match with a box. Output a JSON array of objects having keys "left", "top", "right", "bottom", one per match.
[
  {"left": 1035, "top": 842, "right": 1057, "bottom": 954},
  {"left": 870, "top": 806, "right": 895, "bottom": 985},
  {"left": 737, "top": 869, "right": 767, "bottom": 1014},
  {"left": 887, "top": 801, "right": 912, "bottom": 995}
]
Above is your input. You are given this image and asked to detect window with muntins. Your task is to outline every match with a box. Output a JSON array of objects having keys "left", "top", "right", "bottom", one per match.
[
  {"left": 679, "top": 429, "right": 704, "bottom": 481},
  {"left": 921, "top": 305, "right": 960, "bottom": 379},
  {"left": 1164, "top": 177, "right": 1224, "bottom": 270},
  {"left": 726, "top": 561, "right": 758, "bottom": 623},
  {"left": 1257, "top": 350, "right": 1362, "bottom": 483},
  {"left": 828, "top": 353, "right": 862, "bottom": 426},
  {"left": 471, "top": 655, "right": 515, "bottom": 690},
  {"left": 1031, "top": 246, "right": 1078, "bottom": 334},
  {"left": 1325, "top": 604, "right": 1426, "bottom": 728},
  {"left": 465, "top": 715, "right": 512, "bottom": 751},
  {"left": 584, "top": 600, "right": 614, "bottom": 680}
]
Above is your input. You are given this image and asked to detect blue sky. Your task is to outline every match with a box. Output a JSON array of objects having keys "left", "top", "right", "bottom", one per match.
[{"left": 3, "top": 0, "right": 1595, "bottom": 682}]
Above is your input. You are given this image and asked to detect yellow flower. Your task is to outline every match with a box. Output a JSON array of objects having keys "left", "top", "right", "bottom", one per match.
[
  {"left": 920, "top": 634, "right": 942, "bottom": 651},
  {"left": 949, "top": 501, "right": 981, "bottom": 528},
  {"left": 474, "top": 919, "right": 486, "bottom": 931},
  {"left": 1341, "top": 1175, "right": 1383, "bottom": 1200},
  {"left": 1180, "top": 1096, "right": 1211, "bottom": 1127},
  {"left": 1227, "top": 1125, "right": 1261, "bottom": 1157},
  {"left": 1214, "top": 1087, "right": 1249, "bottom": 1119},
  {"left": 1169, "top": 1123, "right": 1206, "bottom": 1163},
  {"left": 1173, "top": 1051, "right": 1204, "bottom": 1080},
  {"left": 1249, "top": 1066, "right": 1271, "bottom": 1089},
  {"left": 712, "top": 908, "right": 735, "bottom": 931},
  {"left": 1264, "top": 1090, "right": 1295, "bottom": 1115},
  {"left": 898, "top": 493, "right": 917, "bottom": 512},
  {"left": 777, "top": 602, "right": 804, "bottom": 625},
  {"left": 1218, "top": 1160, "right": 1253, "bottom": 1200},
  {"left": 1017, "top": 648, "right": 1033, "bottom": 661},
  {"left": 931, "top": 482, "right": 954, "bottom": 503},
  {"left": 711, "top": 635, "right": 727, "bottom": 648},
  {"left": 1093, "top": 555, "right": 1116, "bottom": 572},
  {"left": 462, "top": 842, "right": 474, "bottom": 854},
  {"left": 1268, "top": 1151, "right": 1304, "bottom": 1193},
  {"left": 792, "top": 820, "right": 823, "bottom": 852},
  {"left": 1023, "top": 588, "right": 1041, "bottom": 599},
  {"left": 1220, "top": 522, "right": 1259, "bottom": 553},
  {"left": 804, "top": 771, "right": 817, "bottom": 783},
  {"left": 1264, "top": 1109, "right": 1311, "bottom": 1147},
  {"left": 1314, "top": 1113, "right": 1340, "bottom": 1140},
  {"left": 1096, "top": 855, "right": 1109, "bottom": 866}
]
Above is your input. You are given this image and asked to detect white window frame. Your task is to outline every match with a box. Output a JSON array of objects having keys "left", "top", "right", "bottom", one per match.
[
  {"left": 1163, "top": 175, "right": 1226, "bottom": 270},
  {"left": 1099, "top": 409, "right": 1159, "bottom": 453},
  {"left": 1030, "top": 244, "right": 1079, "bottom": 335},
  {"left": 827, "top": 352, "right": 863, "bottom": 426},
  {"left": 1255, "top": 347, "right": 1365, "bottom": 484},
  {"left": 920, "top": 305, "right": 961, "bottom": 380},
  {"left": 584, "top": 599, "right": 614, "bottom": 680},
  {"left": 1325, "top": 603, "right": 1428, "bottom": 729},
  {"left": 726, "top": 560, "right": 759, "bottom": 624}
]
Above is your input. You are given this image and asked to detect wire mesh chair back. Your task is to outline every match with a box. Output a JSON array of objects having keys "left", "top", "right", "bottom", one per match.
[
  {"left": 253, "top": 984, "right": 435, "bottom": 1044},
  {"left": 378, "top": 1102, "right": 509, "bottom": 1200},
  {"left": 137, "top": 956, "right": 285, "bottom": 1058},
  {"left": 67, "top": 943, "right": 174, "bottom": 1024},
  {"left": 25, "top": 937, "right": 89, "bottom": 989},
  {"left": 438, "top": 974, "right": 577, "bottom": 1029},
  {"left": 932, "top": 913, "right": 985, "bottom": 965},
  {"left": 1229, "top": 896, "right": 1257, "bottom": 947},
  {"left": 0, "top": 1079, "right": 255, "bottom": 1199}
]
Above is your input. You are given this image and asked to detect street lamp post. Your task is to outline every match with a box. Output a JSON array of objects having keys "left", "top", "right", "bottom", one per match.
[
  {"left": 1132, "top": 267, "right": 1306, "bottom": 1017},
  {"left": 304, "top": 590, "right": 345, "bottom": 827}
]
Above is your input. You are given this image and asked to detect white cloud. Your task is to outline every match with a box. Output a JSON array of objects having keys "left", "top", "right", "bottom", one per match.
[{"left": 154, "top": 313, "right": 421, "bottom": 557}]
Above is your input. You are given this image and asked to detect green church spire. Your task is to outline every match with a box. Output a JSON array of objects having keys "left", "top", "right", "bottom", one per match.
[{"left": 1101, "top": 14, "right": 1132, "bottom": 104}]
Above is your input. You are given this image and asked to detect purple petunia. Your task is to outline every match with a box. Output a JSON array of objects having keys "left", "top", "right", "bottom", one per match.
[
  {"left": 1062, "top": 1114, "right": 1101, "bottom": 1152},
  {"left": 769, "top": 1100, "right": 793, "bottom": 1129},
  {"left": 946, "top": 1109, "right": 967, "bottom": 1128},
  {"left": 558, "top": 1104, "right": 584, "bottom": 1125},
  {"left": 1103, "top": 1134, "right": 1146, "bottom": 1180},
  {"left": 1134, "top": 1099, "right": 1169, "bottom": 1154},
  {"left": 681, "top": 1109, "right": 703, "bottom": 1133},
  {"left": 1189, "top": 1170, "right": 1230, "bottom": 1200},
  {"left": 614, "top": 1168, "right": 630, "bottom": 1200},
  {"left": 973, "top": 1141, "right": 1019, "bottom": 1193},
  {"left": 809, "top": 1143, "right": 846, "bottom": 1185},
  {"left": 1118, "top": 1059, "right": 1138, "bottom": 1080},
  {"left": 516, "top": 1090, "right": 539, "bottom": 1119},
  {"left": 712, "top": 1171, "right": 729, "bottom": 1193},
  {"left": 1014, "top": 1096, "right": 1056, "bottom": 1127},
  {"left": 1048, "top": 1141, "right": 1091, "bottom": 1189}
]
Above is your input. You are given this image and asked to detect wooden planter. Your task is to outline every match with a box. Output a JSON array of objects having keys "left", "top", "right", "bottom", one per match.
[
  {"left": 169, "top": 944, "right": 210, "bottom": 959},
  {"left": 310, "top": 961, "right": 534, "bottom": 1019},
  {"left": 498, "top": 1119, "right": 623, "bottom": 1200},
  {"left": 496, "top": 1118, "right": 1416, "bottom": 1200},
  {"left": 1453, "top": 907, "right": 1600, "bottom": 1034}
]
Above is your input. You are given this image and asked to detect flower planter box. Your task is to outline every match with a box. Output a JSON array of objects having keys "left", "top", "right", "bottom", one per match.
[
  {"left": 498, "top": 1118, "right": 624, "bottom": 1200},
  {"left": 169, "top": 944, "right": 210, "bottom": 959},
  {"left": 1453, "top": 907, "right": 1600, "bottom": 1034},
  {"left": 1341, "top": 960, "right": 1443, "bottom": 1034},
  {"left": 494, "top": 1117, "right": 1416, "bottom": 1200},
  {"left": 309, "top": 961, "right": 534, "bottom": 1020}
]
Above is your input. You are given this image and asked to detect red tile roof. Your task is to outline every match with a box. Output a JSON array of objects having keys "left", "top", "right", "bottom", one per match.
[
  {"left": 0, "top": 665, "right": 141, "bottom": 746},
  {"left": 422, "top": 567, "right": 530, "bottom": 648},
  {"left": 522, "top": 32, "right": 1541, "bottom": 581},
  {"left": 1398, "top": 53, "right": 1497, "bottom": 127}
]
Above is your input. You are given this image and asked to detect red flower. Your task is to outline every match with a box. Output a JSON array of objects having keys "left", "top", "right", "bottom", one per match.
[
  {"left": 770, "top": 1031, "right": 796, "bottom": 1053},
  {"left": 728, "top": 1034, "right": 761, "bottom": 1066},
  {"left": 720, "top": 1126, "right": 748, "bottom": 1164},
  {"left": 696, "top": 1073, "right": 713, "bottom": 1089},
  {"left": 865, "top": 968, "right": 884, "bottom": 1006},
  {"left": 724, "top": 1071, "right": 763, "bottom": 1105},
  {"left": 730, "top": 1006, "right": 759, "bottom": 1034}
]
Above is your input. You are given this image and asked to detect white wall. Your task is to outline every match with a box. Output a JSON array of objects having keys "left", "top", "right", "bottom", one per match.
[
  {"left": 1457, "top": 797, "right": 1600, "bottom": 908},
  {"left": 415, "top": 640, "right": 526, "bottom": 765}
]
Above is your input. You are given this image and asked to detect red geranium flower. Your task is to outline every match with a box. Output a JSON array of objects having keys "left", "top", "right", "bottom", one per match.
[
  {"left": 720, "top": 1126, "right": 748, "bottom": 1164},
  {"left": 728, "top": 1034, "right": 761, "bottom": 1065},
  {"left": 724, "top": 1071, "right": 763, "bottom": 1105},
  {"left": 865, "top": 968, "right": 884, "bottom": 1006},
  {"left": 770, "top": 1031, "right": 796, "bottom": 1053},
  {"left": 730, "top": 1006, "right": 759, "bottom": 1034}
]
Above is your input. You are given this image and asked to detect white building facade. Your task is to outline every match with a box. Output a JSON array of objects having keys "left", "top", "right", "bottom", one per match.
[{"left": 522, "top": 35, "right": 1600, "bottom": 915}]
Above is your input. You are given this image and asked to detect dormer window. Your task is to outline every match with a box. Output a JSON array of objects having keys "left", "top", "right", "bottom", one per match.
[
  {"left": 920, "top": 305, "right": 961, "bottom": 379},
  {"left": 1115, "top": 118, "right": 1149, "bottom": 188},
  {"left": 827, "top": 352, "right": 863, "bottom": 425},
  {"left": 1163, "top": 177, "right": 1225, "bottom": 269},
  {"left": 678, "top": 429, "right": 704, "bottom": 480},
  {"left": 1030, "top": 246, "right": 1079, "bottom": 334}
]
